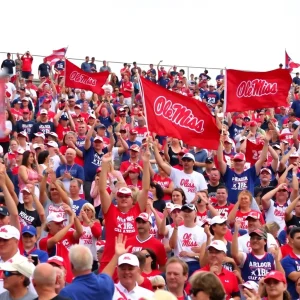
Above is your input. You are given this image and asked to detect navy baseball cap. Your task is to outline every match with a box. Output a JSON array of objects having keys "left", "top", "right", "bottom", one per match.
[
  {"left": 60, "top": 114, "right": 69, "bottom": 121},
  {"left": 0, "top": 206, "right": 9, "bottom": 217},
  {"left": 21, "top": 225, "right": 37, "bottom": 236}
]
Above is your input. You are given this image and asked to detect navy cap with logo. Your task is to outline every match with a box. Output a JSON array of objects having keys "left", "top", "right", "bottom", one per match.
[
  {"left": 0, "top": 206, "right": 10, "bottom": 217},
  {"left": 181, "top": 203, "right": 196, "bottom": 211}
]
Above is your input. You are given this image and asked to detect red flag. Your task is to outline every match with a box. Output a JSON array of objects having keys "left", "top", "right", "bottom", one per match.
[
  {"left": 45, "top": 47, "right": 68, "bottom": 66},
  {"left": 140, "top": 77, "right": 220, "bottom": 150},
  {"left": 245, "top": 140, "right": 264, "bottom": 165},
  {"left": 65, "top": 59, "right": 109, "bottom": 94},
  {"left": 285, "top": 50, "right": 300, "bottom": 72},
  {"left": 225, "top": 69, "right": 292, "bottom": 112}
]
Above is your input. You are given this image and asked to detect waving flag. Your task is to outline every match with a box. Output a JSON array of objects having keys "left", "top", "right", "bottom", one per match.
[
  {"left": 65, "top": 59, "right": 109, "bottom": 93},
  {"left": 224, "top": 69, "right": 292, "bottom": 112},
  {"left": 45, "top": 47, "right": 68, "bottom": 66},
  {"left": 140, "top": 77, "right": 220, "bottom": 150},
  {"left": 285, "top": 50, "right": 300, "bottom": 72}
]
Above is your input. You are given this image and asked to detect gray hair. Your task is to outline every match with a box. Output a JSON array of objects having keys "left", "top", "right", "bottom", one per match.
[{"left": 69, "top": 244, "right": 93, "bottom": 271}]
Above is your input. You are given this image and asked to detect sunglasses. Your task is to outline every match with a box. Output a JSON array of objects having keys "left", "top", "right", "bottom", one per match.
[
  {"left": 3, "top": 271, "right": 21, "bottom": 277},
  {"left": 50, "top": 188, "right": 57, "bottom": 191},
  {"left": 117, "top": 193, "right": 131, "bottom": 198},
  {"left": 145, "top": 254, "right": 151, "bottom": 258},
  {"left": 54, "top": 221, "right": 64, "bottom": 225},
  {"left": 278, "top": 189, "right": 288, "bottom": 192},
  {"left": 152, "top": 285, "right": 164, "bottom": 290}
]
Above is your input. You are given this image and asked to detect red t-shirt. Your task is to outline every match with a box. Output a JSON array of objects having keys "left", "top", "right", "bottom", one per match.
[
  {"left": 213, "top": 202, "right": 235, "bottom": 219},
  {"left": 234, "top": 210, "right": 265, "bottom": 230},
  {"left": 139, "top": 277, "right": 153, "bottom": 291},
  {"left": 56, "top": 124, "right": 71, "bottom": 141},
  {"left": 141, "top": 269, "right": 161, "bottom": 279},
  {"left": 101, "top": 203, "right": 141, "bottom": 264},
  {"left": 152, "top": 174, "right": 172, "bottom": 201},
  {"left": 120, "top": 81, "right": 133, "bottom": 98},
  {"left": 60, "top": 145, "right": 84, "bottom": 166},
  {"left": 173, "top": 164, "right": 183, "bottom": 171},
  {"left": 21, "top": 56, "right": 33, "bottom": 72},
  {"left": 37, "top": 110, "right": 56, "bottom": 122},
  {"left": 39, "top": 230, "right": 77, "bottom": 283},
  {"left": 125, "top": 235, "right": 168, "bottom": 268},
  {"left": 125, "top": 178, "right": 142, "bottom": 190},
  {"left": 197, "top": 265, "right": 240, "bottom": 300},
  {"left": 281, "top": 243, "right": 293, "bottom": 258},
  {"left": 11, "top": 108, "right": 23, "bottom": 121},
  {"left": 133, "top": 126, "right": 148, "bottom": 142},
  {"left": 119, "top": 160, "right": 143, "bottom": 174}
]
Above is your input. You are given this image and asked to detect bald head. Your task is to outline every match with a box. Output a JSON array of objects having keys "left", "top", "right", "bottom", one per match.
[{"left": 33, "top": 263, "right": 56, "bottom": 286}]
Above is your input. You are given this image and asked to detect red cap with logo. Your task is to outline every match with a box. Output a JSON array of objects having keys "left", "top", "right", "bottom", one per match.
[
  {"left": 264, "top": 271, "right": 286, "bottom": 284},
  {"left": 246, "top": 211, "right": 260, "bottom": 220},
  {"left": 233, "top": 153, "right": 245, "bottom": 161}
]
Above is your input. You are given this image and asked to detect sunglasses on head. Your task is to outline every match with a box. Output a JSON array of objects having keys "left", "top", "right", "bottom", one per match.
[{"left": 3, "top": 271, "right": 21, "bottom": 277}]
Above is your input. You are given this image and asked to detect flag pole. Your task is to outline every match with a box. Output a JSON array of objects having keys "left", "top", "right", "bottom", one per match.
[
  {"left": 221, "top": 67, "right": 227, "bottom": 135},
  {"left": 137, "top": 74, "right": 150, "bottom": 134}
]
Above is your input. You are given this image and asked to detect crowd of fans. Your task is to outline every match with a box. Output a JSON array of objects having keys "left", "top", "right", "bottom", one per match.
[{"left": 0, "top": 51, "right": 300, "bottom": 300}]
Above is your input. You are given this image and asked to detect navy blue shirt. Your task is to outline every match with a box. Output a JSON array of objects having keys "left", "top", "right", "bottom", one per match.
[
  {"left": 72, "top": 199, "right": 88, "bottom": 216},
  {"left": 223, "top": 165, "right": 257, "bottom": 204},
  {"left": 83, "top": 146, "right": 108, "bottom": 181},
  {"left": 81, "top": 62, "right": 91, "bottom": 73},
  {"left": 158, "top": 77, "right": 170, "bottom": 88},
  {"left": 292, "top": 100, "right": 300, "bottom": 118},
  {"left": 15, "top": 119, "right": 35, "bottom": 135},
  {"left": 54, "top": 60, "right": 65, "bottom": 70},
  {"left": 229, "top": 124, "right": 244, "bottom": 139},
  {"left": 203, "top": 91, "right": 220, "bottom": 105},
  {"left": 59, "top": 273, "right": 114, "bottom": 300},
  {"left": 99, "top": 115, "right": 113, "bottom": 128}
]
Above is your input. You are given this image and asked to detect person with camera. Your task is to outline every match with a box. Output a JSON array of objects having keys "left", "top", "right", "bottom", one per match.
[{"left": 20, "top": 51, "right": 33, "bottom": 79}]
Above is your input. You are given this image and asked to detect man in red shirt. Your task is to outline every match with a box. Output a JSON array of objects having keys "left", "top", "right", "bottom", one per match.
[
  {"left": 212, "top": 186, "right": 234, "bottom": 219},
  {"left": 20, "top": 51, "right": 33, "bottom": 79},
  {"left": 120, "top": 145, "right": 143, "bottom": 179},
  {"left": 120, "top": 75, "right": 133, "bottom": 108},
  {"left": 99, "top": 148, "right": 150, "bottom": 273},
  {"left": 197, "top": 240, "right": 240, "bottom": 300},
  {"left": 37, "top": 98, "right": 55, "bottom": 122},
  {"left": 39, "top": 205, "right": 83, "bottom": 283},
  {"left": 125, "top": 213, "right": 167, "bottom": 270}
]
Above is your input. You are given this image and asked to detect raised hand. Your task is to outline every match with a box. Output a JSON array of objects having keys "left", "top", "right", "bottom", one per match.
[
  {"left": 115, "top": 234, "right": 131, "bottom": 257},
  {"left": 102, "top": 152, "right": 112, "bottom": 163}
]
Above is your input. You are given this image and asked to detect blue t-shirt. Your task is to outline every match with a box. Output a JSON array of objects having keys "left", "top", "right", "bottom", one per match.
[
  {"left": 59, "top": 273, "right": 114, "bottom": 300},
  {"left": 121, "top": 140, "right": 142, "bottom": 162},
  {"left": 54, "top": 60, "right": 65, "bottom": 70},
  {"left": 83, "top": 146, "right": 108, "bottom": 181},
  {"left": 282, "top": 252, "right": 300, "bottom": 299},
  {"left": 241, "top": 252, "right": 275, "bottom": 283},
  {"left": 23, "top": 248, "right": 49, "bottom": 263},
  {"left": 291, "top": 100, "right": 300, "bottom": 118},
  {"left": 203, "top": 91, "right": 220, "bottom": 105},
  {"left": 223, "top": 165, "right": 257, "bottom": 204},
  {"left": 72, "top": 199, "right": 88, "bottom": 216},
  {"left": 99, "top": 116, "right": 113, "bottom": 128},
  {"left": 158, "top": 77, "right": 170, "bottom": 89},
  {"left": 56, "top": 164, "right": 85, "bottom": 182},
  {"left": 229, "top": 124, "right": 244, "bottom": 139},
  {"left": 81, "top": 62, "right": 91, "bottom": 73}
]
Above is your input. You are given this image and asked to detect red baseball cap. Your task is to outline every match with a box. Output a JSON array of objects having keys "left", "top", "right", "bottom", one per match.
[
  {"left": 179, "top": 148, "right": 189, "bottom": 155},
  {"left": 47, "top": 256, "right": 65, "bottom": 268},
  {"left": 135, "top": 212, "right": 151, "bottom": 223},
  {"left": 22, "top": 108, "right": 30, "bottom": 113},
  {"left": 233, "top": 153, "right": 245, "bottom": 161},
  {"left": 129, "top": 129, "right": 138, "bottom": 135},
  {"left": 129, "top": 145, "right": 140, "bottom": 152},
  {"left": 264, "top": 271, "right": 286, "bottom": 284},
  {"left": 246, "top": 211, "right": 261, "bottom": 220},
  {"left": 129, "top": 166, "right": 140, "bottom": 174},
  {"left": 250, "top": 121, "right": 257, "bottom": 127}
]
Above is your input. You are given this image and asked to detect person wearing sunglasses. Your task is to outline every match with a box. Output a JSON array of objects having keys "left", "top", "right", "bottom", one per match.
[
  {"left": 0, "top": 256, "right": 36, "bottom": 300},
  {"left": 150, "top": 275, "right": 166, "bottom": 291}
]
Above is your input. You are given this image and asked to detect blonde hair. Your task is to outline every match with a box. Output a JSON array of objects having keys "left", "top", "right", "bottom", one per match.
[
  {"left": 150, "top": 275, "right": 166, "bottom": 287},
  {"left": 81, "top": 203, "right": 96, "bottom": 221},
  {"left": 264, "top": 222, "right": 280, "bottom": 235},
  {"left": 47, "top": 180, "right": 68, "bottom": 200},
  {"left": 238, "top": 190, "right": 253, "bottom": 203}
]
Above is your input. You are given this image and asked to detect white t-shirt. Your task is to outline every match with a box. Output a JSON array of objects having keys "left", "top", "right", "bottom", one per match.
[
  {"left": 113, "top": 282, "right": 154, "bottom": 300},
  {"left": 173, "top": 224, "right": 207, "bottom": 262},
  {"left": 79, "top": 225, "right": 98, "bottom": 260},
  {"left": 238, "top": 232, "right": 277, "bottom": 253},
  {"left": 170, "top": 168, "right": 207, "bottom": 203},
  {"left": 5, "top": 82, "right": 16, "bottom": 100},
  {"left": 264, "top": 200, "right": 290, "bottom": 232}
]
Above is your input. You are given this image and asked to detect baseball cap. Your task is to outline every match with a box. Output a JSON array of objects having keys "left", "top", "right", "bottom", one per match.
[
  {"left": 47, "top": 256, "right": 64, "bottom": 267},
  {"left": 272, "top": 144, "right": 281, "bottom": 150},
  {"left": 60, "top": 114, "right": 69, "bottom": 121},
  {"left": 89, "top": 114, "right": 96, "bottom": 119},
  {"left": 130, "top": 145, "right": 140, "bottom": 152},
  {"left": 210, "top": 215, "right": 227, "bottom": 225},
  {"left": 74, "top": 104, "right": 81, "bottom": 109},
  {"left": 240, "top": 281, "right": 259, "bottom": 292},
  {"left": 46, "top": 141, "right": 58, "bottom": 148},
  {"left": 250, "top": 121, "right": 257, "bottom": 127},
  {"left": 260, "top": 168, "right": 271, "bottom": 174},
  {"left": 181, "top": 203, "right": 196, "bottom": 211},
  {"left": 34, "top": 132, "right": 45, "bottom": 139},
  {"left": 290, "top": 152, "right": 299, "bottom": 158},
  {"left": 93, "top": 136, "right": 103, "bottom": 143},
  {"left": 207, "top": 240, "right": 227, "bottom": 252},
  {"left": 136, "top": 213, "right": 152, "bottom": 223},
  {"left": 0, "top": 225, "right": 20, "bottom": 240},
  {"left": 118, "top": 253, "right": 139, "bottom": 267},
  {"left": 233, "top": 153, "right": 245, "bottom": 161},
  {"left": 170, "top": 204, "right": 182, "bottom": 213},
  {"left": 116, "top": 187, "right": 132, "bottom": 197},
  {"left": 95, "top": 124, "right": 106, "bottom": 130},
  {"left": 129, "top": 166, "right": 140, "bottom": 174},
  {"left": 40, "top": 109, "right": 48, "bottom": 115},
  {"left": 178, "top": 148, "right": 189, "bottom": 155},
  {"left": 22, "top": 108, "right": 30, "bottom": 113},
  {"left": 246, "top": 211, "right": 261, "bottom": 220},
  {"left": 46, "top": 213, "right": 66, "bottom": 224},
  {"left": 0, "top": 206, "right": 10, "bottom": 217},
  {"left": 21, "top": 225, "right": 36, "bottom": 236},
  {"left": 166, "top": 202, "right": 174, "bottom": 210},
  {"left": 17, "top": 131, "right": 28, "bottom": 139},
  {"left": 0, "top": 256, "right": 35, "bottom": 278},
  {"left": 43, "top": 98, "right": 52, "bottom": 104},
  {"left": 22, "top": 97, "right": 30, "bottom": 102},
  {"left": 32, "top": 143, "right": 42, "bottom": 150},
  {"left": 182, "top": 153, "right": 195, "bottom": 161},
  {"left": 96, "top": 240, "right": 106, "bottom": 252},
  {"left": 249, "top": 228, "right": 267, "bottom": 240},
  {"left": 224, "top": 137, "right": 234, "bottom": 144},
  {"left": 46, "top": 132, "right": 58, "bottom": 138},
  {"left": 264, "top": 271, "right": 286, "bottom": 284},
  {"left": 129, "top": 129, "right": 138, "bottom": 135},
  {"left": 21, "top": 187, "right": 31, "bottom": 194}
]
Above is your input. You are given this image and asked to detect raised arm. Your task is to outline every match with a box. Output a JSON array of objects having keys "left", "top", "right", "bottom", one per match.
[
  {"left": 227, "top": 198, "right": 240, "bottom": 224},
  {"left": 261, "top": 183, "right": 287, "bottom": 211},
  {"left": 278, "top": 146, "right": 295, "bottom": 173},
  {"left": 106, "top": 126, "right": 115, "bottom": 152},
  {"left": 285, "top": 195, "right": 300, "bottom": 222},
  {"left": 99, "top": 153, "right": 113, "bottom": 214},
  {"left": 153, "top": 140, "right": 171, "bottom": 176},
  {"left": 254, "top": 136, "right": 269, "bottom": 174},
  {"left": 268, "top": 144, "right": 279, "bottom": 172},
  {"left": 84, "top": 120, "right": 96, "bottom": 150},
  {"left": 231, "top": 221, "right": 244, "bottom": 266},
  {"left": 217, "top": 136, "right": 227, "bottom": 175}
]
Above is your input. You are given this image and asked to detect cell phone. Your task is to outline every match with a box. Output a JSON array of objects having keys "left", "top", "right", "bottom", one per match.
[
  {"left": 31, "top": 254, "right": 39, "bottom": 266},
  {"left": 197, "top": 197, "right": 202, "bottom": 204}
]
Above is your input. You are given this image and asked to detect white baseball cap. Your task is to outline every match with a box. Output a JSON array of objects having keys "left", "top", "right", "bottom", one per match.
[
  {"left": 170, "top": 204, "right": 182, "bottom": 213},
  {"left": 46, "top": 213, "right": 66, "bottom": 224},
  {"left": 34, "top": 132, "right": 45, "bottom": 139},
  {"left": 0, "top": 256, "right": 35, "bottom": 278},
  {"left": 32, "top": 143, "right": 42, "bottom": 150},
  {"left": 182, "top": 153, "right": 195, "bottom": 162},
  {"left": 21, "top": 187, "right": 31, "bottom": 194},
  {"left": 207, "top": 240, "right": 227, "bottom": 252},
  {"left": 40, "top": 109, "right": 48, "bottom": 115},
  {"left": 0, "top": 225, "right": 20, "bottom": 240},
  {"left": 136, "top": 213, "right": 152, "bottom": 223},
  {"left": 210, "top": 215, "right": 227, "bottom": 226},
  {"left": 240, "top": 281, "right": 259, "bottom": 292},
  {"left": 118, "top": 253, "right": 139, "bottom": 267},
  {"left": 46, "top": 141, "right": 58, "bottom": 148}
]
